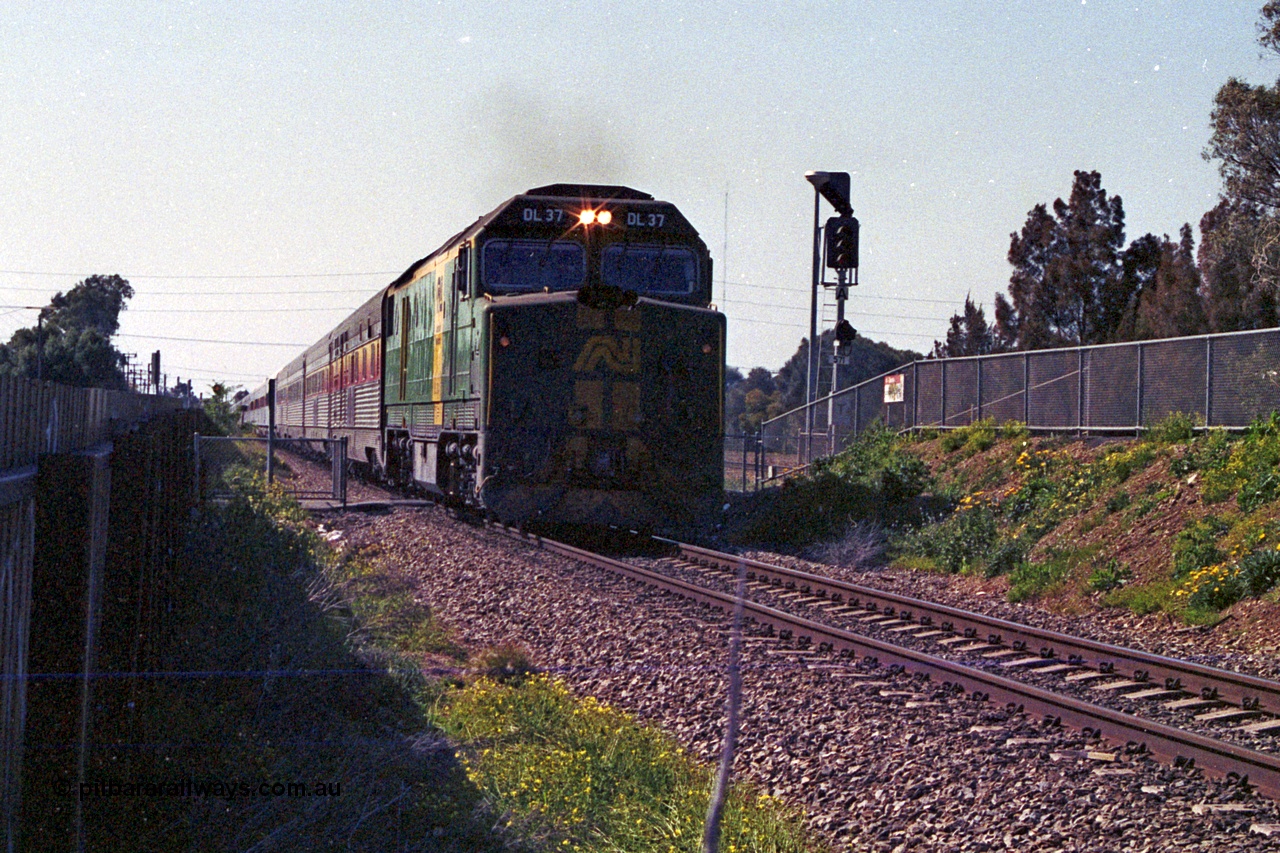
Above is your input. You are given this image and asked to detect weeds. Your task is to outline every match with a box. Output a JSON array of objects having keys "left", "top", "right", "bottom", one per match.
[
  {"left": 807, "top": 520, "right": 887, "bottom": 568},
  {"left": 1007, "top": 546, "right": 1102, "bottom": 603},
  {"left": 1146, "top": 411, "right": 1199, "bottom": 444},
  {"left": 1172, "top": 516, "right": 1230, "bottom": 579},
  {"left": 896, "top": 507, "right": 1023, "bottom": 576},
  {"left": 1086, "top": 560, "right": 1131, "bottom": 593},
  {"left": 432, "top": 676, "right": 820, "bottom": 853}
]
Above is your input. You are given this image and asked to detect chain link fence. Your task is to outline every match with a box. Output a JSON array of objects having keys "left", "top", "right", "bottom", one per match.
[
  {"left": 760, "top": 326, "right": 1280, "bottom": 483},
  {"left": 723, "top": 433, "right": 763, "bottom": 493},
  {"left": 194, "top": 435, "right": 348, "bottom": 503}
]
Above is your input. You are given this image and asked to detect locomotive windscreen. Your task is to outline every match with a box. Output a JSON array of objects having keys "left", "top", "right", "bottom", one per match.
[
  {"left": 482, "top": 239, "right": 586, "bottom": 292},
  {"left": 601, "top": 244, "right": 698, "bottom": 295}
]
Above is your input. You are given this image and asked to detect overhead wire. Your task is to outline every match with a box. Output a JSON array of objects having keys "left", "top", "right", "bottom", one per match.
[
  {"left": 116, "top": 333, "right": 311, "bottom": 347},
  {"left": 0, "top": 268, "right": 397, "bottom": 280},
  {"left": 0, "top": 304, "right": 359, "bottom": 314}
]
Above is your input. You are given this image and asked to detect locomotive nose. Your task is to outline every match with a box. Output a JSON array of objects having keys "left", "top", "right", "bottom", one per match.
[{"left": 588, "top": 447, "right": 619, "bottom": 479}]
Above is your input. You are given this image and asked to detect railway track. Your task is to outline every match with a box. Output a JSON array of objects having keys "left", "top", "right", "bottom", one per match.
[{"left": 491, "top": 524, "right": 1280, "bottom": 800}]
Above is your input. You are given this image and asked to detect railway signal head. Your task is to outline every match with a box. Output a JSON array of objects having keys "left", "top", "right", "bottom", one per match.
[
  {"left": 834, "top": 319, "right": 857, "bottom": 348},
  {"left": 825, "top": 216, "right": 860, "bottom": 270},
  {"left": 805, "top": 171, "right": 853, "bottom": 216}
]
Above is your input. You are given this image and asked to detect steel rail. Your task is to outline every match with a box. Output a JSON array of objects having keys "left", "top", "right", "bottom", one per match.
[
  {"left": 664, "top": 540, "right": 1280, "bottom": 717},
  {"left": 497, "top": 526, "right": 1280, "bottom": 799}
]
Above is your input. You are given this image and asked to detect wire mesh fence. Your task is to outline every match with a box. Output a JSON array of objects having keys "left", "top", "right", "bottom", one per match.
[
  {"left": 194, "top": 435, "right": 348, "bottom": 503},
  {"left": 760, "top": 326, "right": 1280, "bottom": 483},
  {"left": 723, "top": 433, "right": 763, "bottom": 493}
]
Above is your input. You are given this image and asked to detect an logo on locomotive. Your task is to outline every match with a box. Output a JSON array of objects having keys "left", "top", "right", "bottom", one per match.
[{"left": 573, "top": 335, "right": 640, "bottom": 374}]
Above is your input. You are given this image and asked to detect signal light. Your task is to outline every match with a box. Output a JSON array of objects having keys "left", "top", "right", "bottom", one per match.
[
  {"left": 824, "top": 215, "right": 860, "bottom": 270},
  {"left": 834, "top": 319, "right": 857, "bottom": 347}
]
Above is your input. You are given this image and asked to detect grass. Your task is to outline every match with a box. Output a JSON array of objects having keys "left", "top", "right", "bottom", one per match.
[
  {"left": 1102, "top": 580, "right": 1180, "bottom": 616},
  {"left": 431, "top": 676, "right": 820, "bottom": 853},
  {"left": 1007, "top": 545, "right": 1104, "bottom": 603},
  {"left": 138, "top": 469, "right": 824, "bottom": 851}
]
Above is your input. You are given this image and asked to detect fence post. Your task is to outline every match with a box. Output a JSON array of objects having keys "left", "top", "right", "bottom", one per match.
[
  {"left": 1077, "top": 347, "right": 1084, "bottom": 436},
  {"left": 192, "top": 433, "right": 201, "bottom": 503},
  {"left": 747, "top": 432, "right": 757, "bottom": 491},
  {"left": 853, "top": 385, "right": 860, "bottom": 438},
  {"left": 267, "top": 379, "right": 276, "bottom": 485},
  {"left": 911, "top": 361, "right": 918, "bottom": 430},
  {"left": 337, "top": 436, "right": 348, "bottom": 505},
  {"left": 976, "top": 358, "right": 983, "bottom": 422},
  {"left": 1136, "top": 343, "right": 1144, "bottom": 432},
  {"left": 940, "top": 361, "right": 948, "bottom": 427},
  {"left": 1205, "top": 338, "right": 1213, "bottom": 428},
  {"left": 1023, "top": 353, "right": 1030, "bottom": 425}
]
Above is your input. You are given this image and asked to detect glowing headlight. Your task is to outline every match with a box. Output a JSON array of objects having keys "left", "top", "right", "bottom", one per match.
[{"left": 578, "top": 209, "right": 612, "bottom": 225}]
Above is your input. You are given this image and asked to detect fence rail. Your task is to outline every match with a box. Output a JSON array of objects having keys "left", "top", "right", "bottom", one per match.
[
  {"left": 761, "top": 326, "right": 1280, "bottom": 478},
  {"left": 194, "top": 436, "right": 348, "bottom": 503}
]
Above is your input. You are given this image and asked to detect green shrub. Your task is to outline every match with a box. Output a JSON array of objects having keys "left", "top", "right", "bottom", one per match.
[
  {"left": 984, "top": 536, "right": 1026, "bottom": 577},
  {"left": 1201, "top": 413, "right": 1280, "bottom": 505},
  {"left": 1147, "top": 411, "right": 1199, "bottom": 444},
  {"left": 1086, "top": 560, "right": 1131, "bottom": 592},
  {"left": 899, "top": 507, "right": 1003, "bottom": 574},
  {"left": 1171, "top": 516, "right": 1229, "bottom": 579},
  {"left": 880, "top": 453, "right": 931, "bottom": 504},
  {"left": 1006, "top": 546, "right": 1100, "bottom": 603},
  {"left": 999, "top": 421, "right": 1030, "bottom": 440},
  {"left": 1007, "top": 559, "right": 1071, "bottom": 603},
  {"left": 1239, "top": 548, "right": 1280, "bottom": 597},
  {"left": 1105, "top": 491, "right": 1131, "bottom": 513},
  {"left": 826, "top": 424, "right": 932, "bottom": 502},
  {"left": 940, "top": 429, "right": 967, "bottom": 452},
  {"left": 1181, "top": 563, "right": 1246, "bottom": 611},
  {"left": 1240, "top": 466, "right": 1280, "bottom": 513},
  {"left": 1099, "top": 444, "right": 1155, "bottom": 484},
  {"left": 1171, "top": 428, "right": 1233, "bottom": 477},
  {"left": 741, "top": 472, "right": 879, "bottom": 548},
  {"left": 936, "top": 419, "right": 1000, "bottom": 454},
  {"left": 963, "top": 419, "right": 997, "bottom": 453}
]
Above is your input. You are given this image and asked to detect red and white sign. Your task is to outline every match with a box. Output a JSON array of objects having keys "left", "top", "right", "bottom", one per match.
[{"left": 883, "top": 374, "right": 905, "bottom": 404}]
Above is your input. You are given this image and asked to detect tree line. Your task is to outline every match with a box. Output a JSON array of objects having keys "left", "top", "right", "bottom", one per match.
[
  {"left": 730, "top": 4, "right": 1280, "bottom": 432},
  {"left": 934, "top": 3, "right": 1280, "bottom": 357}
]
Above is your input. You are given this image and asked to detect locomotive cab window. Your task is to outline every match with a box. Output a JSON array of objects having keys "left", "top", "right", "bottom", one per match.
[
  {"left": 482, "top": 239, "right": 585, "bottom": 293},
  {"left": 601, "top": 244, "right": 698, "bottom": 295}
]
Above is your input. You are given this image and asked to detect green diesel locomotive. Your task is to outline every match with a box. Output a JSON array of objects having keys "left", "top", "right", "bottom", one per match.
[{"left": 248, "top": 184, "right": 725, "bottom": 528}]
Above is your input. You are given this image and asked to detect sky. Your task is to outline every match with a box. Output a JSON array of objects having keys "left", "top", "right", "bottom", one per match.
[{"left": 0, "top": 1, "right": 1274, "bottom": 394}]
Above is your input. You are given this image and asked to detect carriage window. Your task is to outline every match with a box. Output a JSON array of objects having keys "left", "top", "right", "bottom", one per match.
[
  {"left": 482, "top": 240, "right": 586, "bottom": 293},
  {"left": 602, "top": 244, "right": 697, "bottom": 295}
]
